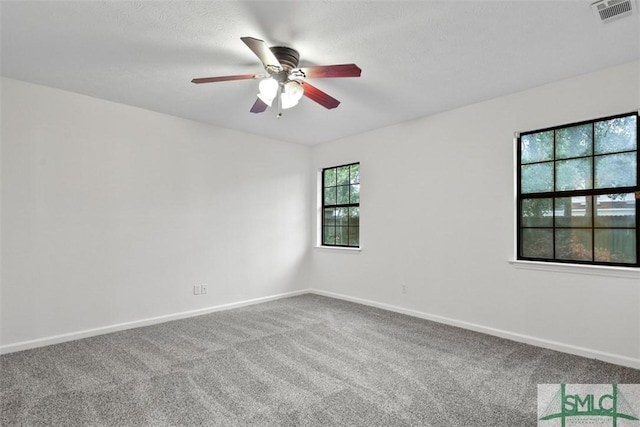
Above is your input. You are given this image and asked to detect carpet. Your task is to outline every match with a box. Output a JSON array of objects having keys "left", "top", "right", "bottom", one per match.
[{"left": 1, "top": 294, "right": 639, "bottom": 426}]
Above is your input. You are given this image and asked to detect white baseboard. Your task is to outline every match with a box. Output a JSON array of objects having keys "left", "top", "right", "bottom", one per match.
[
  {"left": 310, "top": 289, "right": 640, "bottom": 370},
  {"left": 0, "top": 289, "right": 310, "bottom": 355},
  {"left": 3, "top": 288, "right": 639, "bottom": 370}
]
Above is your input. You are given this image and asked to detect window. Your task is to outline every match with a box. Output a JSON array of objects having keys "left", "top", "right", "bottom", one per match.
[
  {"left": 322, "top": 162, "right": 360, "bottom": 247},
  {"left": 517, "top": 112, "right": 639, "bottom": 267}
]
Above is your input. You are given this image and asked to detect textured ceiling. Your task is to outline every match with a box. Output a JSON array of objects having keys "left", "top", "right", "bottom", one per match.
[{"left": 1, "top": 1, "right": 639, "bottom": 145}]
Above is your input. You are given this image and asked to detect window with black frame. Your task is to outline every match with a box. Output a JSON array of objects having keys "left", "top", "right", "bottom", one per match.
[
  {"left": 517, "top": 112, "right": 639, "bottom": 267},
  {"left": 322, "top": 163, "right": 360, "bottom": 247}
]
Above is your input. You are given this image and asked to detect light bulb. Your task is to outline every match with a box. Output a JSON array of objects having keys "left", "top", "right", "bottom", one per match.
[{"left": 280, "top": 81, "right": 304, "bottom": 109}]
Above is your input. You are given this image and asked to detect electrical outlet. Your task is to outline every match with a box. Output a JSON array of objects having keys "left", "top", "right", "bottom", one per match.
[
  {"left": 401, "top": 284, "right": 407, "bottom": 294},
  {"left": 193, "top": 284, "right": 201, "bottom": 295},
  {"left": 201, "top": 284, "right": 208, "bottom": 294}
]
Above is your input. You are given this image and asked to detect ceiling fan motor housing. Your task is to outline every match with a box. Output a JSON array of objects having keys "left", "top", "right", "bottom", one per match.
[{"left": 270, "top": 46, "right": 300, "bottom": 71}]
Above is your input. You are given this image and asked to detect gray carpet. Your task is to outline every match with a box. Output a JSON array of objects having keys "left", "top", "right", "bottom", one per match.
[{"left": 1, "top": 294, "right": 639, "bottom": 426}]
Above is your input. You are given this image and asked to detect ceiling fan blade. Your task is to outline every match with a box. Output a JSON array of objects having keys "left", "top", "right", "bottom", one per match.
[
  {"left": 241, "top": 37, "right": 282, "bottom": 71},
  {"left": 301, "top": 82, "right": 340, "bottom": 109},
  {"left": 298, "top": 64, "right": 362, "bottom": 79},
  {"left": 191, "top": 74, "right": 263, "bottom": 84},
  {"left": 250, "top": 98, "right": 269, "bottom": 113}
]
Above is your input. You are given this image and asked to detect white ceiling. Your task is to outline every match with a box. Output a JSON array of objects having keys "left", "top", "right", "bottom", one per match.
[{"left": 1, "top": 1, "right": 639, "bottom": 145}]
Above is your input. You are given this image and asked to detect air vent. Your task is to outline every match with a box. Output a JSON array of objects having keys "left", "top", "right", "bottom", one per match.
[{"left": 591, "top": 0, "right": 635, "bottom": 23}]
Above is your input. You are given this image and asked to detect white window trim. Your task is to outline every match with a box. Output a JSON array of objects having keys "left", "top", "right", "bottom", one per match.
[
  {"left": 314, "top": 245, "right": 362, "bottom": 253},
  {"left": 508, "top": 259, "right": 639, "bottom": 279}
]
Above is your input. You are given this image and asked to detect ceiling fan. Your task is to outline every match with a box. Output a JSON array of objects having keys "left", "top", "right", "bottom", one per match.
[{"left": 191, "top": 37, "right": 362, "bottom": 117}]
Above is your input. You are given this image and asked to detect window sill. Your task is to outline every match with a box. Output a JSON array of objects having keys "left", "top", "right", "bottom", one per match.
[
  {"left": 508, "top": 259, "right": 639, "bottom": 279},
  {"left": 314, "top": 245, "right": 362, "bottom": 253}
]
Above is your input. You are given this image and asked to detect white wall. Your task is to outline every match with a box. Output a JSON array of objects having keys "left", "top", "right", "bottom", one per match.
[
  {"left": 2, "top": 62, "right": 639, "bottom": 368},
  {"left": 1, "top": 77, "right": 311, "bottom": 349},
  {"left": 310, "top": 61, "right": 640, "bottom": 368}
]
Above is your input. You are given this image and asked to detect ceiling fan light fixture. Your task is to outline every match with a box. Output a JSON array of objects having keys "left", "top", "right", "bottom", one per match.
[
  {"left": 257, "top": 77, "right": 279, "bottom": 106},
  {"left": 281, "top": 81, "right": 304, "bottom": 110}
]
